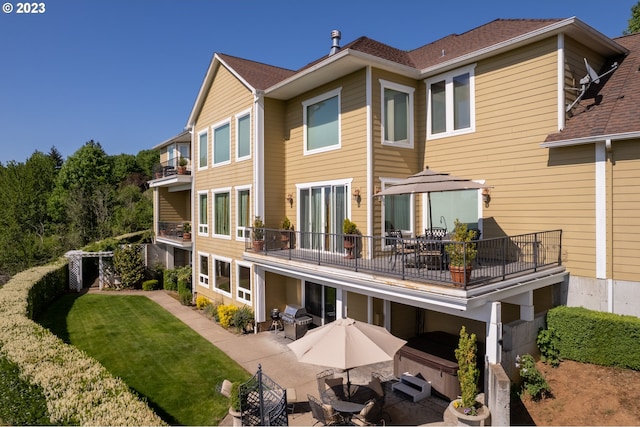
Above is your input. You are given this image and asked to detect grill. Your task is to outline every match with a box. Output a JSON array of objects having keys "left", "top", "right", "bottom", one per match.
[{"left": 281, "top": 304, "right": 312, "bottom": 340}]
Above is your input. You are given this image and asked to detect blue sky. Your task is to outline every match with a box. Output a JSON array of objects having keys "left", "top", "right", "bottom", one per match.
[{"left": 0, "top": 0, "right": 636, "bottom": 163}]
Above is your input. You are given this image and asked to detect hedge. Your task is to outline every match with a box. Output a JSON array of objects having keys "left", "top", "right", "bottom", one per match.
[
  {"left": 0, "top": 258, "right": 166, "bottom": 426},
  {"left": 546, "top": 305, "right": 640, "bottom": 370}
]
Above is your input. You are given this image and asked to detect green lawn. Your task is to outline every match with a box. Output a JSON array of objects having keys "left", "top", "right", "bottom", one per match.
[{"left": 37, "top": 293, "right": 250, "bottom": 426}]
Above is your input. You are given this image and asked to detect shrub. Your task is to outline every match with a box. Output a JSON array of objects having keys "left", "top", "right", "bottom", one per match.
[
  {"left": 516, "top": 354, "right": 552, "bottom": 400},
  {"left": 232, "top": 306, "right": 254, "bottom": 333},
  {"left": 455, "top": 326, "right": 480, "bottom": 414},
  {"left": 141, "top": 279, "right": 158, "bottom": 291},
  {"left": 113, "top": 244, "right": 144, "bottom": 289},
  {"left": 229, "top": 382, "right": 241, "bottom": 412},
  {"left": 163, "top": 269, "right": 178, "bottom": 291},
  {"left": 537, "top": 327, "right": 561, "bottom": 367},
  {"left": 196, "top": 295, "right": 211, "bottom": 310},
  {"left": 0, "top": 355, "right": 52, "bottom": 425},
  {"left": 218, "top": 305, "right": 239, "bottom": 329}
]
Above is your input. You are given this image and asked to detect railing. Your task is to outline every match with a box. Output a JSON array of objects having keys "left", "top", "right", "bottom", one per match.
[
  {"left": 152, "top": 157, "right": 192, "bottom": 179},
  {"left": 157, "top": 221, "right": 192, "bottom": 242},
  {"left": 245, "top": 228, "right": 563, "bottom": 290}
]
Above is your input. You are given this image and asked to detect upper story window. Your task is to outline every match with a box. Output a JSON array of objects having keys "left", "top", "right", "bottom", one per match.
[
  {"left": 380, "top": 80, "right": 414, "bottom": 148},
  {"left": 236, "top": 187, "right": 251, "bottom": 239},
  {"left": 236, "top": 110, "right": 251, "bottom": 161},
  {"left": 198, "top": 191, "right": 208, "bottom": 235},
  {"left": 426, "top": 64, "right": 476, "bottom": 139},
  {"left": 303, "top": 88, "right": 342, "bottom": 155},
  {"left": 198, "top": 130, "right": 208, "bottom": 169},
  {"left": 213, "top": 188, "right": 231, "bottom": 237},
  {"left": 213, "top": 119, "right": 231, "bottom": 166}
]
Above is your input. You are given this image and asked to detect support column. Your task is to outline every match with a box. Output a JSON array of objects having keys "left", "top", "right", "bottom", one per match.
[
  {"left": 336, "top": 288, "right": 346, "bottom": 319},
  {"left": 254, "top": 266, "right": 266, "bottom": 325},
  {"left": 486, "top": 301, "right": 502, "bottom": 364}
]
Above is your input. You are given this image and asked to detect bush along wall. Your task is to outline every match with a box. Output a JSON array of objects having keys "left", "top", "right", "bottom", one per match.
[
  {"left": 0, "top": 258, "right": 166, "bottom": 426},
  {"left": 545, "top": 305, "right": 640, "bottom": 370}
]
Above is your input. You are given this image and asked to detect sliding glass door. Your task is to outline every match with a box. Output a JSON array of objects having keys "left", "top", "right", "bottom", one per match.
[{"left": 299, "top": 184, "right": 347, "bottom": 253}]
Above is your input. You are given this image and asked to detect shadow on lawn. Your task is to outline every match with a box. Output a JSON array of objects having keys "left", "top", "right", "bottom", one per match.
[{"left": 34, "top": 292, "right": 179, "bottom": 425}]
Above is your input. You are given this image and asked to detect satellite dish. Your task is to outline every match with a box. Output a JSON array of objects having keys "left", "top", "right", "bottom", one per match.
[{"left": 566, "top": 58, "right": 618, "bottom": 112}]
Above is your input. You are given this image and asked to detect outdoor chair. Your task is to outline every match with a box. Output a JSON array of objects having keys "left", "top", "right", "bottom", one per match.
[
  {"left": 351, "top": 398, "right": 385, "bottom": 426},
  {"left": 316, "top": 369, "right": 336, "bottom": 398},
  {"left": 368, "top": 373, "right": 391, "bottom": 423},
  {"left": 387, "top": 230, "right": 414, "bottom": 269},
  {"left": 308, "top": 393, "right": 344, "bottom": 426}
]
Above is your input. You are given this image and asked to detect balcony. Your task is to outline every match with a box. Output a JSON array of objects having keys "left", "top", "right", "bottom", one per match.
[
  {"left": 244, "top": 228, "right": 563, "bottom": 291},
  {"left": 150, "top": 158, "right": 192, "bottom": 188},
  {"left": 157, "top": 221, "right": 192, "bottom": 248}
]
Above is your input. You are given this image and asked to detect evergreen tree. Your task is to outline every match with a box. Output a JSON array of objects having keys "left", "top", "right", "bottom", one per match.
[{"left": 624, "top": 1, "right": 640, "bottom": 35}]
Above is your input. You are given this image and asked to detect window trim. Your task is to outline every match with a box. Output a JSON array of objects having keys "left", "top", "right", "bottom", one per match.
[
  {"left": 197, "top": 251, "right": 210, "bottom": 289},
  {"left": 212, "top": 255, "right": 232, "bottom": 297},
  {"left": 302, "top": 87, "right": 342, "bottom": 156},
  {"left": 235, "top": 108, "right": 252, "bottom": 162},
  {"left": 197, "top": 129, "right": 208, "bottom": 170},
  {"left": 212, "top": 187, "right": 232, "bottom": 239},
  {"left": 235, "top": 261, "right": 252, "bottom": 304},
  {"left": 425, "top": 64, "right": 476, "bottom": 140},
  {"left": 212, "top": 118, "right": 232, "bottom": 167},
  {"left": 380, "top": 177, "right": 415, "bottom": 244},
  {"left": 380, "top": 79, "right": 415, "bottom": 148},
  {"left": 235, "top": 185, "right": 252, "bottom": 240},
  {"left": 197, "top": 190, "right": 209, "bottom": 236}
]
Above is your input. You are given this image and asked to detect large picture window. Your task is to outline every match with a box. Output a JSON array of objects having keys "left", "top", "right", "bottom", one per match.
[
  {"left": 213, "top": 120, "right": 231, "bottom": 165},
  {"left": 426, "top": 64, "right": 475, "bottom": 139},
  {"left": 303, "top": 88, "right": 341, "bottom": 154},
  {"left": 381, "top": 80, "right": 414, "bottom": 148}
]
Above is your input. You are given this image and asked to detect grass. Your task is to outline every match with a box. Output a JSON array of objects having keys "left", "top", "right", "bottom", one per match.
[{"left": 37, "top": 293, "right": 250, "bottom": 426}]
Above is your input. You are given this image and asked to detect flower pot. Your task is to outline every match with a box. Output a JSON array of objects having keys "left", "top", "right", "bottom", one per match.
[
  {"left": 447, "top": 400, "right": 490, "bottom": 426},
  {"left": 344, "top": 237, "right": 356, "bottom": 259},
  {"left": 183, "top": 232, "right": 191, "bottom": 241},
  {"left": 253, "top": 240, "right": 265, "bottom": 252},
  {"left": 228, "top": 407, "right": 242, "bottom": 427},
  {"left": 450, "top": 265, "right": 472, "bottom": 285}
]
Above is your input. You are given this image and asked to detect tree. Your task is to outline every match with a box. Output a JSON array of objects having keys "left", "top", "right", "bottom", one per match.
[
  {"left": 624, "top": 1, "right": 640, "bottom": 35},
  {"left": 113, "top": 244, "right": 145, "bottom": 288}
]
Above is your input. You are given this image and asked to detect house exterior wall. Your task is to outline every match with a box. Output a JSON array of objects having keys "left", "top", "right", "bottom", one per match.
[
  {"left": 157, "top": 187, "right": 190, "bottom": 222},
  {"left": 192, "top": 64, "right": 255, "bottom": 305}
]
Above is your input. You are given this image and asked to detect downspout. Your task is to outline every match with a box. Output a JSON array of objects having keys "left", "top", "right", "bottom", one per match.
[
  {"left": 253, "top": 90, "right": 266, "bottom": 326},
  {"left": 187, "top": 124, "right": 195, "bottom": 296},
  {"left": 557, "top": 33, "right": 565, "bottom": 131},
  {"left": 366, "top": 66, "right": 373, "bottom": 255}
]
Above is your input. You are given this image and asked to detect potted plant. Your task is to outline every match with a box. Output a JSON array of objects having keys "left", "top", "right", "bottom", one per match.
[
  {"left": 448, "top": 326, "right": 490, "bottom": 425},
  {"left": 182, "top": 222, "right": 191, "bottom": 241},
  {"left": 343, "top": 218, "right": 360, "bottom": 259},
  {"left": 280, "top": 217, "right": 293, "bottom": 249},
  {"left": 177, "top": 156, "right": 188, "bottom": 174},
  {"left": 445, "top": 219, "right": 478, "bottom": 285},
  {"left": 252, "top": 216, "right": 265, "bottom": 252},
  {"left": 228, "top": 381, "right": 243, "bottom": 427}
]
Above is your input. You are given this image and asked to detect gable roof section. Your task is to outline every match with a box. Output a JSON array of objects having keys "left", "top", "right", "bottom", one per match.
[
  {"left": 186, "top": 53, "right": 295, "bottom": 127},
  {"left": 543, "top": 32, "right": 640, "bottom": 147}
]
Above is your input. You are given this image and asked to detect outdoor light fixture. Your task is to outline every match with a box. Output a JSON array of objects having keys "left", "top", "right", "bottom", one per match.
[
  {"left": 286, "top": 193, "right": 294, "bottom": 207},
  {"left": 353, "top": 188, "right": 361, "bottom": 207},
  {"left": 482, "top": 188, "right": 491, "bottom": 208}
]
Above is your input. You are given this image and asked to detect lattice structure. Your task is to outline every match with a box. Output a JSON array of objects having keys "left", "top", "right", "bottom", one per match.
[
  {"left": 64, "top": 250, "right": 114, "bottom": 292},
  {"left": 240, "top": 364, "right": 288, "bottom": 426}
]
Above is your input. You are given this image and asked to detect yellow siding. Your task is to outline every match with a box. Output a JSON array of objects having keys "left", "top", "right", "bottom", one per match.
[
  {"left": 264, "top": 98, "right": 287, "bottom": 228},
  {"left": 282, "top": 70, "right": 369, "bottom": 227},
  {"left": 612, "top": 139, "right": 640, "bottom": 280},
  {"left": 158, "top": 188, "right": 190, "bottom": 221}
]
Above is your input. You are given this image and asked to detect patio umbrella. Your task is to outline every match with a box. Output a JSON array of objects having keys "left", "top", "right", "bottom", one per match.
[
  {"left": 287, "top": 317, "right": 407, "bottom": 394},
  {"left": 374, "top": 167, "right": 490, "bottom": 231}
]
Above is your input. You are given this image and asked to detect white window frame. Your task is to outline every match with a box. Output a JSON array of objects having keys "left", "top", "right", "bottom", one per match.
[
  {"left": 197, "top": 129, "right": 208, "bottom": 170},
  {"left": 425, "top": 64, "right": 476, "bottom": 140},
  {"left": 380, "top": 79, "right": 414, "bottom": 148},
  {"left": 380, "top": 177, "right": 415, "bottom": 244},
  {"left": 212, "top": 187, "right": 232, "bottom": 239},
  {"left": 197, "top": 190, "right": 209, "bottom": 235},
  {"left": 235, "top": 108, "right": 252, "bottom": 162},
  {"left": 197, "top": 251, "right": 210, "bottom": 288},
  {"left": 302, "top": 87, "right": 342, "bottom": 155},
  {"left": 212, "top": 118, "right": 232, "bottom": 167},
  {"left": 212, "top": 254, "right": 232, "bottom": 297},
  {"left": 235, "top": 261, "right": 252, "bottom": 303},
  {"left": 235, "top": 185, "right": 252, "bottom": 240}
]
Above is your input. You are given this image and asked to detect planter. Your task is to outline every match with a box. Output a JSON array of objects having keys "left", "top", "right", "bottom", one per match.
[
  {"left": 449, "top": 265, "right": 472, "bottom": 285},
  {"left": 253, "top": 240, "right": 265, "bottom": 252},
  {"left": 344, "top": 237, "right": 356, "bottom": 259},
  {"left": 183, "top": 232, "right": 191, "bottom": 241},
  {"left": 177, "top": 166, "right": 187, "bottom": 175},
  {"left": 280, "top": 232, "right": 291, "bottom": 249},
  {"left": 228, "top": 408, "right": 242, "bottom": 427},
  {"left": 447, "top": 400, "right": 490, "bottom": 426}
]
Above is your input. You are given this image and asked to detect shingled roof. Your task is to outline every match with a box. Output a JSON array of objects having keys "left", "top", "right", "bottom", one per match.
[
  {"left": 217, "top": 53, "right": 295, "bottom": 90},
  {"left": 545, "top": 32, "right": 640, "bottom": 143}
]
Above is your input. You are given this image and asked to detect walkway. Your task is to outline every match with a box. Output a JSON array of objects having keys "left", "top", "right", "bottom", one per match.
[{"left": 88, "top": 288, "right": 453, "bottom": 426}]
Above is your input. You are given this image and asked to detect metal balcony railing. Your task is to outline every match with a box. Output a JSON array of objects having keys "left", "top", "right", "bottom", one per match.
[
  {"left": 157, "top": 221, "right": 192, "bottom": 242},
  {"left": 245, "top": 228, "right": 562, "bottom": 290},
  {"left": 152, "top": 157, "right": 192, "bottom": 179}
]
